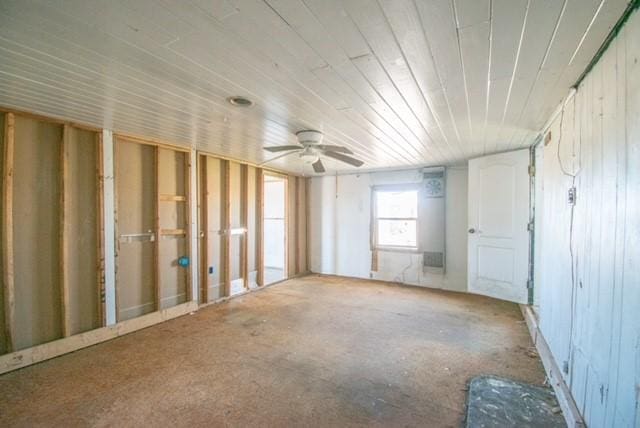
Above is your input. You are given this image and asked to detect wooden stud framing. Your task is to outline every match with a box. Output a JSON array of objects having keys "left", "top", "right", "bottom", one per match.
[
  {"left": 184, "top": 152, "right": 192, "bottom": 302},
  {"left": 96, "top": 132, "right": 105, "bottom": 326},
  {"left": 241, "top": 164, "right": 249, "bottom": 290},
  {"left": 294, "top": 177, "right": 300, "bottom": 275},
  {"left": 256, "top": 168, "right": 264, "bottom": 287},
  {"left": 199, "top": 155, "right": 209, "bottom": 303},
  {"left": 2, "top": 113, "right": 15, "bottom": 352},
  {"left": 110, "top": 132, "right": 119, "bottom": 324},
  {"left": 60, "top": 125, "right": 71, "bottom": 337},
  {"left": 222, "top": 160, "right": 231, "bottom": 297},
  {"left": 305, "top": 178, "right": 311, "bottom": 273},
  {"left": 284, "top": 175, "right": 289, "bottom": 279},
  {"left": 153, "top": 146, "right": 161, "bottom": 311}
]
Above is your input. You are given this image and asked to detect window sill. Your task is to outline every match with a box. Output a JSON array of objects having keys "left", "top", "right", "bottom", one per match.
[{"left": 373, "top": 246, "right": 420, "bottom": 254}]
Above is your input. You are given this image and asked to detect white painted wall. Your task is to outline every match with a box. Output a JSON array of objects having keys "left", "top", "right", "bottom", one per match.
[
  {"left": 534, "top": 9, "right": 640, "bottom": 427},
  {"left": 309, "top": 167, "right": 468, "bottom": 292}
]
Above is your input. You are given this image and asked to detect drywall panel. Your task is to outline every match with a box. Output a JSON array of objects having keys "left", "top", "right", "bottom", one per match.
[
  {"left": 535, "top": 9, "right": 640, "bottom": 426},
  {"left": 65, "top": 127, "right": 100, "bottom": 335},
  {"left": 202, "top": 156, "right": 223, "bottom": 301},
  {"left": 309, "top": 167, "right": 468, "bottom": 292},
  {"left": 13, "top": 116, "right": 62, "bottom": 350},
  {"left": 115, "top": 139, "right": 155, "bottom": 321},
  {"left": 157, "top": 148, "right": 188, "bottom": 309},
  {"left": 0, "top": 113, "right": 5, "bottom": 355}
]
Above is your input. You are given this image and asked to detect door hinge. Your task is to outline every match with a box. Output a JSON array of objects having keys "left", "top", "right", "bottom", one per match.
[
  {"left": 528, "top": 165, "right": 535, "bottom": 176},
  {"left": 527, "top": 221, "right": 534, "bottom": 232}
]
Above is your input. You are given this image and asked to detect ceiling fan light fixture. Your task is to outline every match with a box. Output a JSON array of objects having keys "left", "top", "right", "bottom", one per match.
[
  {"left": 295, "top": 129, "right": 323, "bottom": 144},
  {"left": 227, "top": 96, "right": 253, "bottom": 107},
  {"left": 299, "top": 147, "right": 319, "bottom": 164}
]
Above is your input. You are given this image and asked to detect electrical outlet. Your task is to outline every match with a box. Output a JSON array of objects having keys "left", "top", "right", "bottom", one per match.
[
  {"left": 568, "top": 187, "right": 577, "bottom": 205},
  {"left": 209, "top": 266, "right": 214, "bottom": 275}
]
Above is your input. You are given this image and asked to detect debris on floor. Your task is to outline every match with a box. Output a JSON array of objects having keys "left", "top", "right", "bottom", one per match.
[{"left": 465, "top": 375, "right": 566, "bottom": 428}]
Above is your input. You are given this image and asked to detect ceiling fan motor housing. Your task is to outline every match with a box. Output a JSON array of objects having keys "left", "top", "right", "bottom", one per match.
[{"left": 296, "top": 130, "right": 323, "bottom": 145}]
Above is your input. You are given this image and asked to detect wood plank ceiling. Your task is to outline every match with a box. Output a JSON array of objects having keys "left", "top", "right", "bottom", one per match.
[{"left": 0, "top": 0, "right": 630, "bottom": 174}]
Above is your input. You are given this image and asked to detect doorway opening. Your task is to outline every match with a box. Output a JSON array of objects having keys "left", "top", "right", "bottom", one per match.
[{"left": 263, "top": 174, "right": 287, "bottom": 285}]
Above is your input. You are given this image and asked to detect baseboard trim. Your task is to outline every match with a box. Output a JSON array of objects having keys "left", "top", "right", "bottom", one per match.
[
  {"left": 520, "top": 304, "right": 585, "bottom": 428},
  {"left": 0, "top": 301, "right": 198, "bottom": 375}
]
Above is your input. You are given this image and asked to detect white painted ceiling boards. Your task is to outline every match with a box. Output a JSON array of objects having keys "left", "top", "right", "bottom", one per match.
[{"left": 0, "top": 0, "right": 630, "bottom": 174}]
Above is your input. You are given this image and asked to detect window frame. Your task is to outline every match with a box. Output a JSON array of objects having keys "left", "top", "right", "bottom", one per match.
[{"left": 371, "top": 184, "right": 420, "bottom": 252}]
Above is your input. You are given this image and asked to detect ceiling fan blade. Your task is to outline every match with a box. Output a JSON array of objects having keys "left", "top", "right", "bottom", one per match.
[
  {"left": 323, "top": 151, "right": 364, "bottom": 167},
  {"left": 259, "top": 150, "right": 298, "bottom": 166},
  {"left": 315, "top": 144, "right": 353, "bottom": 154},
  {"left": 312, "top": 158, "right": 325, "bottom": 173},
  {"left": 264, "top": 145, "right": 303, "bottom": 153}
]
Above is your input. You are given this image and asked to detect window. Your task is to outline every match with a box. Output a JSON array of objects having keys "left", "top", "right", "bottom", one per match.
[{"left": 373, "top": 187, "right": 418, "bottom": 249}]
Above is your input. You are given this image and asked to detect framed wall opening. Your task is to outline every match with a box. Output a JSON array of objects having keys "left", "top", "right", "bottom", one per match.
[{"left": 263, "top": 174, "right": 287, "bottom": 285}]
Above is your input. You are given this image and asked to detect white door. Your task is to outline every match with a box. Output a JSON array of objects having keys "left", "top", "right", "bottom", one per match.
[{"left": 468, "top": 149, "right": 530, "bottom": 303}]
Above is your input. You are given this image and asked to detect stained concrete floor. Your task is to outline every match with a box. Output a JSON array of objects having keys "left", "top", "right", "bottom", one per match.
[{"left": 0, "top": 275, "right": 546, "bottom": 427}]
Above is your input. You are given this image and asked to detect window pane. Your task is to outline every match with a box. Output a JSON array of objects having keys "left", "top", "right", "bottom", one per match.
[
  {"left": 376, "top": 190, "right": 418, "bottom": 218},
  {"left": 377, "top": 219, "right": 417, "bottom": 247}
]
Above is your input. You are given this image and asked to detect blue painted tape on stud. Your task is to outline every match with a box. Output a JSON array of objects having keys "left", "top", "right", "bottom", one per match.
[{"left": 178, "top": 256, "right": 190, "bottom": 267}]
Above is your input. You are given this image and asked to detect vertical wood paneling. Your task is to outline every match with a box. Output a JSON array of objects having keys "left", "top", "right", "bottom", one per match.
[{"left": 536, "top": 9, "right": 640, "bottom": 426}]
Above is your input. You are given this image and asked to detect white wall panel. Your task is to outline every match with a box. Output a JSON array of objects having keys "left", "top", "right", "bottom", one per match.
[{"left": 535, "top": 8, "right": 640, "bottom": 426}]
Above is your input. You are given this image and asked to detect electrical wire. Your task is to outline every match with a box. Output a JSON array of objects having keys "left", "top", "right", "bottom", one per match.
[{"left": 555, "top": 90, "right": 583, "bottom": 383}]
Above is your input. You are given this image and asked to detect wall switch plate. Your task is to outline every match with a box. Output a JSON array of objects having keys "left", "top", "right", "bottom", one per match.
[{"left": 209, "top": 266, "right": 214, "bottom": 275}]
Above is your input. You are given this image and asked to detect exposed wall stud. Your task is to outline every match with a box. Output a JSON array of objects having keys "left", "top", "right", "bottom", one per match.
[
  {"left": 153, "top": 147, "right": 161, "bottom": 310},
  {"left": 95, "top": 133, "right": 105, "bottom": 326},
  {"left": 256, "top": 168, "right": 264, "bottom": 287},
  {"left": 294, "top": 177, "right": 300, "bottom": 275},
  {"left": 101, "top": 130, "right": 117, "bottom": 326},
  {"left": 222, "top": 160, "right": 231, "bottom": 297},
  {"left": 241, "top": 164, "right": 249, "bottom": 290},
  {"left": 2, "top": 113, "right": 15, "bottom": 351},
  {"left": 199, "top": 156, "right": 209, "bottom": 303}
]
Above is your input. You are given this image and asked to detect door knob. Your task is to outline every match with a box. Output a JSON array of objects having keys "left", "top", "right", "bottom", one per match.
[{"left": 468, "top": 228, "right": 476, "bottom": 234}]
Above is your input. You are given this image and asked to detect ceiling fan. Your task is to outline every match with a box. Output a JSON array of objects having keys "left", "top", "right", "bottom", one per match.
[{"left": 262, "top": 130, "right": 364, "bottom": 173}]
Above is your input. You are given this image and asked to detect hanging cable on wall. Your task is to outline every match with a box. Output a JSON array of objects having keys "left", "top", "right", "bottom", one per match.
[{"left": 555, "top": 89, "right": 583, "bottom": 382}]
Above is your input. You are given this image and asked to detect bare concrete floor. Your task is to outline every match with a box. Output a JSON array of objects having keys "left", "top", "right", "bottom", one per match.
[{"left": 0, "top": 275, "right": 546, "bottom": 427}]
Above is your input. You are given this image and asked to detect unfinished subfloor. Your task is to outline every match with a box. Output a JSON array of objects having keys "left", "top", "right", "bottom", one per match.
[{"left": 0, "top": 275, "right": 546, "bottom": 427}]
